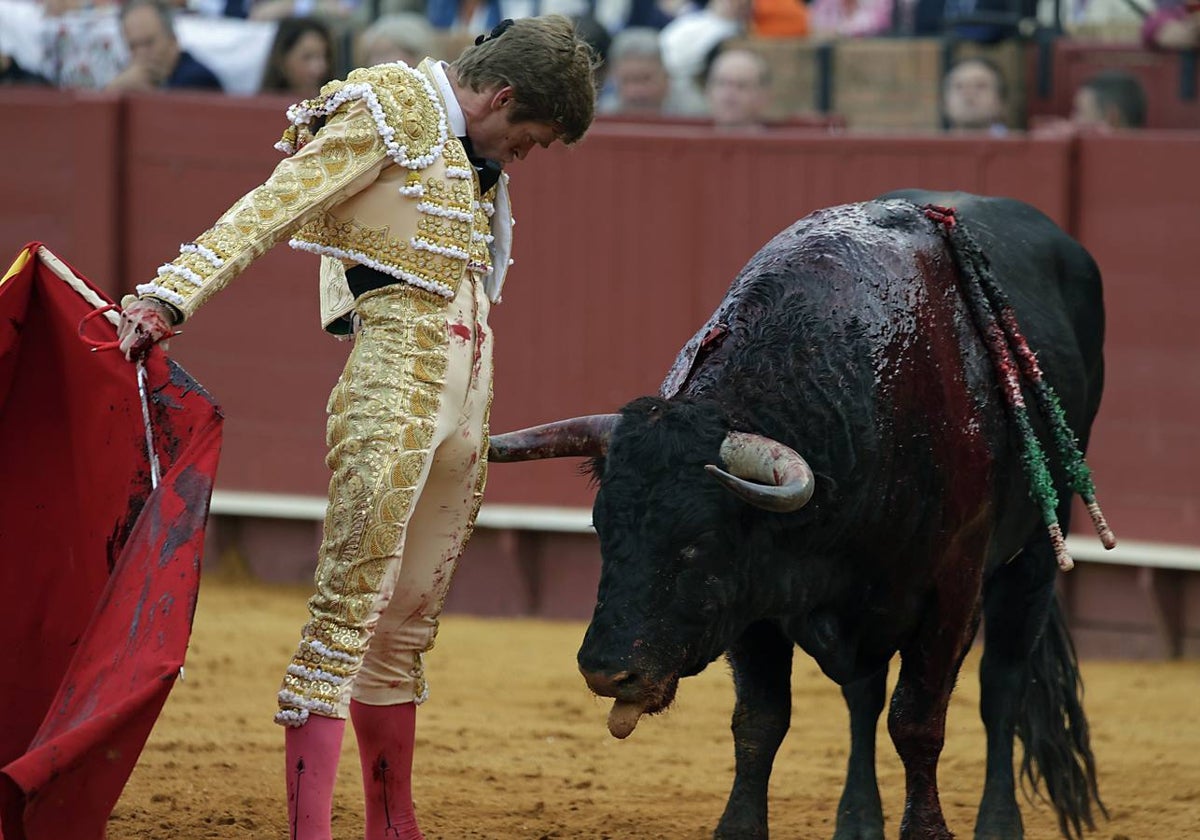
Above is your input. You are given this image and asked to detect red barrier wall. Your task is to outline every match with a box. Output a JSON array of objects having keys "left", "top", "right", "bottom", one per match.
[
  {"left": 2, "top": 90, "right": 1194, "bottom": 551},
  {"left": 108, "top": 100, "right": 1077, "bottom": 508},
  {"left": 0, "top": 90, "right": 121, "bottom": 297},
  {"left": 485, "top": 125, "right": 1073, "bottom": 507},
  {"left": 1071, "top": 132, "right": 1200, "bottom": 545},
  {"left": 120, "top": 91, "right": 348, "bottom": 496}
]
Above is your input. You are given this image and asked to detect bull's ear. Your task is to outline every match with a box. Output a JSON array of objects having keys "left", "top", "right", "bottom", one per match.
[
  {"left": 706, "top": 432, "right": 815, "bottom": 513},
  {"left": 488, "top": 414, "right": 621, "bottom": 462}
]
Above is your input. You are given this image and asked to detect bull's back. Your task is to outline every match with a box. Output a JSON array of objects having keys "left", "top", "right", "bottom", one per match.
[{"left": 663, "top": 192, "right": 1106, "bottom": 560}]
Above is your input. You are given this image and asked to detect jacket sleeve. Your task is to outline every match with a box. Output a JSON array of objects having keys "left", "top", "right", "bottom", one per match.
[{"left": 135, "top": 99, "right": 389, "bottom": 322}]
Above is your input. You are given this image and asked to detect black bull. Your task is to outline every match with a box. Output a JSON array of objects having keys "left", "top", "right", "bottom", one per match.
[{"left": 489, "top": 191, "right": 1110, "bottom": 840}]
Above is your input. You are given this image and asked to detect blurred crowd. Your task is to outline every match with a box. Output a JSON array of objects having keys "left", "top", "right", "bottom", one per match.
[{"left": 0, "top": 0, "right": 1183, "bottom": 131}]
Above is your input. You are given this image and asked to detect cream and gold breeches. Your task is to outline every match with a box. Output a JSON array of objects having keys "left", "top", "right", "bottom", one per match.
[{"left": 276, "top": 274, "right": 493, "bottom": 726}]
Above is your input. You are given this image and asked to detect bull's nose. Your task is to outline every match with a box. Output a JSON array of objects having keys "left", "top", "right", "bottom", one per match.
[{"left": 579, "top": 666, "right": 641, "bottom": 699}]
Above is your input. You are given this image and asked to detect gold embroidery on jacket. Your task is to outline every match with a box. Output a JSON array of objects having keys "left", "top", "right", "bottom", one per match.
[
  {"left": 289, "top": 76, "right": 484, "bottom": 300},
  {"left": 147, "top": 106, "right": 388, "bottom": 320}
]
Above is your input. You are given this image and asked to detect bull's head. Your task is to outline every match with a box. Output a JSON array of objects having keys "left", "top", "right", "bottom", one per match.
[{"left": 489, "top": 398, "right": 814, "bottom": 738}]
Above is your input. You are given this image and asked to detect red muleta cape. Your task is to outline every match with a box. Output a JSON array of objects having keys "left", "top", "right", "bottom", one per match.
[{"left": 0, "top": 244, "right": 224, "bottom": 840}]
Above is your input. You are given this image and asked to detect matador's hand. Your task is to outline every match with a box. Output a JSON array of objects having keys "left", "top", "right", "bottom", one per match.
[{"left": 117, "top": 298, "right": 177, "bottom": 361}]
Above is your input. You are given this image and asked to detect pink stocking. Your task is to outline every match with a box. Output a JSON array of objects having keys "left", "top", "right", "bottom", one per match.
[
  {"left": 350, "top": 699, "right": 424, "bottom": 840},
  {"left": 284, "top": 714, "right": 346, "bottom": 840}
]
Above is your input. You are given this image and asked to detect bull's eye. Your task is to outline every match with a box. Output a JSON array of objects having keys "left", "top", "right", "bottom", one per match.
[{"left": 679, "top": 545, "right": 700, "bottom": 562}]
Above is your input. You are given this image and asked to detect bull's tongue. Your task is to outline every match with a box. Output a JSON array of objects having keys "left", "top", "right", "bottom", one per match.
[{"left": 607, "top": 699, "right": 644, "bottom": 739}]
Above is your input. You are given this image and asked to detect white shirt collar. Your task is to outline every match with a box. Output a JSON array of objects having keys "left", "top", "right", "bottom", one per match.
[{"left": 427, "top": 59, "right": 467, "bottom": 138}]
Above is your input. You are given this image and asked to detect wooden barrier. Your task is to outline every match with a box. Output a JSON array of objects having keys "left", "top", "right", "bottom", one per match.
[
  {"left": 0, "top": 89, "right": 122, "bottom": 298},
  {"left": 1071, "top": 132, "right": 1200, "bottom": 548},
  {"left": 832, "top": 38, "right": 945, "bottom": 130},
  {"left": 103, "top": 102, "right": 1070, "bottom": 507}
]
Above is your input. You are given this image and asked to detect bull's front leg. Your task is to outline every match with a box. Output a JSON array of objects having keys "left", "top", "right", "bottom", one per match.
[
  {"left": 716, "top": 620, "right": 794, "bottom": 840},
  {"left": 888, "top": 591, "right": 982, "bottom": 840},
  {"left": 833, "top": 666, "right": 888, "bottom": 840}
]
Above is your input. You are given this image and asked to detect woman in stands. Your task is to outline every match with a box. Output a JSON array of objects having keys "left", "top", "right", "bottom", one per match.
[{"left": 260, "top": 16, "right": 334, "bottom": 98}]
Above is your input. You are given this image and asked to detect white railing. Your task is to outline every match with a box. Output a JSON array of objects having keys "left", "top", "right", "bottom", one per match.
[{"left": 208, "top": 489, "right": 1200, "bottom": 570}]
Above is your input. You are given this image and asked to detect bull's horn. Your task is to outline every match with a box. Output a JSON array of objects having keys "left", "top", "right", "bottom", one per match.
[
  {"left": 705, "top": 431, "right": 815, "bottom": 513},
  {"left": 488, "top": 414, "right": 620, "bottom": 462}
]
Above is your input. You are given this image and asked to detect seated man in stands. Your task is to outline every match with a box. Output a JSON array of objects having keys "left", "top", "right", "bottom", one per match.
[
  {"left": 941, "top": 56, "right": 1008, "bottom": 135},
  {"left": 107, "top": 0, "right": 223, "bottom": 92},
  {"left": 600, "top": 27, "right": 703, "bottom": 116},
  {"left": 705, "top": 46, "right": 772, "bottom": 130},
  {"left": 1071, "top": 70, "right": 1147, "bottom": 130},
  {"left": 1033, "top": 70, "right": 1147, "bottom": 136}
]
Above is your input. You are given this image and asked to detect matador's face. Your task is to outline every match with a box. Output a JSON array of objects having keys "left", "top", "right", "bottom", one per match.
[{"left": 466, "top": 85, "right": 560, "bottom": 165}]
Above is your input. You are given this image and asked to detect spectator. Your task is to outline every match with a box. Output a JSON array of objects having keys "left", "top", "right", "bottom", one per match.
[
  {"left": 660, "top": 0, "right": 752, "bottom": 104},
  {"left": 808, "top": 0, "right": 894, "bottom": 37},
  {"left": 38, "top": 1, "right": 126, "bottom": 89},
  {"left": 426, "top": 0, "right": 504, "bottom": 31},
  {"left": 751, "top": 0, "right": 809, "bottom": 36},
  {"left": 599, "top": 26, "right": 700, "bottom": 115},
  {"left": 601, "top": 0, "right": 677, "bottom": 32},
  {"left": 245, "top": 0, "right": 358, "bottom": 22},
  {"left": 1071, "top": 70, "right": 1147, "bottom": 129},
  {"left": 1050, "top": 0, "right": 1144, "bottom": 36},
  {"left": 1, "top": 51, "right": 51, "bottom": 86},
  {"left": 424, "top": 0, "right": 676, "bottom": 33},
  {"left": 943, "top": 0, "right": 1037, "bottom": 42},
  {"left": 704, "top": 45, "right": 771, "bottom": 129},
  {"left": 260, "top": 16, "right": 334, "bottom": 98},
  {"left": 1142, "top": 0, "right": 1199, "bottom": 49},
  {"left": 941, "top": 56, "right": 1008, "bottom": 135},
  {"left": 356, "top": 12, "right": 435, "bottom": 67},
  {"left": 107, "top": 0, "right": 223, "bottom": 92}
]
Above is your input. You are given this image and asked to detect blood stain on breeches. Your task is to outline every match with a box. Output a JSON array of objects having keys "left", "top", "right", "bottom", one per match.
[{"left": 472, "top": 326, "right": 487, "bottom": 380}]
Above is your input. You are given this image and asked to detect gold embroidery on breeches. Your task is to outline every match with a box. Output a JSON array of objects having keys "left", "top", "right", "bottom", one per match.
[{"left": 276, "top": 277, "right": 493, "bottom": 726}]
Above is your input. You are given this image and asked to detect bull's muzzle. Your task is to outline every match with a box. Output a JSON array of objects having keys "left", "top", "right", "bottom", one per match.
[{"left": 579, "top": 666, "right": 642, "bottom": 701}]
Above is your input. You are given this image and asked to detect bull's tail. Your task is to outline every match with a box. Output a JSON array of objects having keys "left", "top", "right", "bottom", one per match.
[{"left": 1015, "top": 596, "right": 1107, "bottom": 840}]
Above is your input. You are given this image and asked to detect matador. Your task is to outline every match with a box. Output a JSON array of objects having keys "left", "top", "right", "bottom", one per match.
[{"left": 116, "top": 16, "right": 597, "bottom": 840}]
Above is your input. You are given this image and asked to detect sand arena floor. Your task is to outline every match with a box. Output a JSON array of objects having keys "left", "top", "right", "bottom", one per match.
[{"left": 108, "top": 576, "right": 1200, "bottom": 839}]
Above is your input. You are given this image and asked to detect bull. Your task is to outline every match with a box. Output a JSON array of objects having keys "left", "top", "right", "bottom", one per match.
[{"left": 489, "top": 190, "right": 1112, "bottom": 839}]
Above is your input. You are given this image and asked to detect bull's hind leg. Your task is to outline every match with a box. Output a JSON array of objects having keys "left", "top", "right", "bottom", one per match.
[
  {"left": 974, "top": 532, "right": 1056, "bottom": 840},
  {"left": 833, "top": 666, "right": 888, "bottom": 840},
  {"left": 716, "top": 620, "right": 794, "bottom": 840},
  {"left": 977, "top": 519, "right": 1105, "bottom": 840},
  {"left": 889, "top": 568, "right": 984, "bottom": 840}
]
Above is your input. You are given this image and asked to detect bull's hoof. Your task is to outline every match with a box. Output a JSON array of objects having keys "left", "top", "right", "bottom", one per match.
[
  {"left": 974, "top": 790, "right": 1022, "bottom": 840},
  {"left": 974, "top": 826, "right": 1022, "bottom": 840},
  {"left": 832, "top": 823, "right": 885, "bottom": 840},
  {"left": 833, "top": 797, "right": 885, "bottom": 840},
  {"left": 713, "top": 821, "right": 768, "bottom": 840},
  {"left": 899, "top": 827, "right": 954, "bottom": 840}
]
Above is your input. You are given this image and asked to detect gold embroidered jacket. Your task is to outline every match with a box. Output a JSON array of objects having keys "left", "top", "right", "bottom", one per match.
[{"left": 136, "top": 60, "right": 507, "bottom": 332}]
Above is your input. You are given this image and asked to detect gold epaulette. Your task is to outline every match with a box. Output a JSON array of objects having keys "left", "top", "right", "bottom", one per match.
[{"left": 276, "top": 62, "right": 449, "bottom": 172}]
